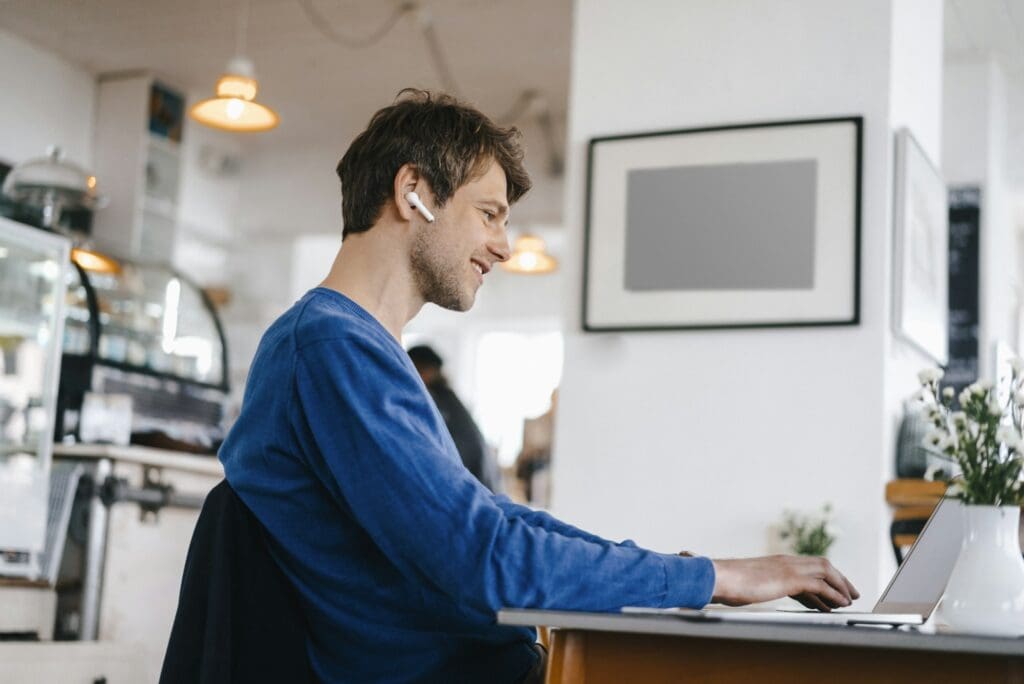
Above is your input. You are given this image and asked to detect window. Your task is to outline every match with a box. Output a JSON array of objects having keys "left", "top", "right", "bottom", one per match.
[{"left": 472, "top": 331, "right": 563, "bottom": 466}]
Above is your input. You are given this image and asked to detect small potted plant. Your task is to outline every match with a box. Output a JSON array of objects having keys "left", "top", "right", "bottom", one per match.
[
  {"left": 916, "top": 365, "right": 1024, "bottom": 636},
  {"left": 778, "top": 504, "right": 836, "bottom": 558}
]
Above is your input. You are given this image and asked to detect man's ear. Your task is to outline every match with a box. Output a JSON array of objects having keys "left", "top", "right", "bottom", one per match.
[{"left": 393, "top": 163, "right": 431, "bottom": 223}]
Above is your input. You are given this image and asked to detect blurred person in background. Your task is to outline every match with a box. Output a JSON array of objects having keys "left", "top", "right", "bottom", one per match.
[{"left": 408, "top": 344, "right": 500, "bottom": 492}]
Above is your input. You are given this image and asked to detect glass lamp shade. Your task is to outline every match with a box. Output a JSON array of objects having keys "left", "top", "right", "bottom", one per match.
[
  {"left": 190, "top": 73, "right": 279, "bottom": 132},
  {"left": 501, "top": 235, "right": 557, "bottom": 274}
]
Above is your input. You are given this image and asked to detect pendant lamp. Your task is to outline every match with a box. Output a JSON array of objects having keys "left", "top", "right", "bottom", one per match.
[
  {"left": 501, "top": 234, "right": 558, "bottom": 275},
  {"left": 190, "top": 1, "right": 279, "bottom": 133}
]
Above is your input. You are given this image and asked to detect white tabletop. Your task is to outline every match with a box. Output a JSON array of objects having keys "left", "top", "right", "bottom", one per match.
[{"left": 498, "top": 609, "right": 1024, "bottom": 657}]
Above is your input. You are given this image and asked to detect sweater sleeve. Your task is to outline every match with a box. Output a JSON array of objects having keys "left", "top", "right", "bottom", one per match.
[
  {"left": 294, "top": 335, "right": 715, "bottom": 620},
  {"left": 492, "top": 495, "right": 639, "bottom": 548}
]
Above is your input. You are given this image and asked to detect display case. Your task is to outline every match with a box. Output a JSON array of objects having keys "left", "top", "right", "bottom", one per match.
[
  {"left": 0, "top": 216, "right": 70, "bottom": 577},
  {"left": 57, "top": 258, "right": 229, "bottom": 453}
]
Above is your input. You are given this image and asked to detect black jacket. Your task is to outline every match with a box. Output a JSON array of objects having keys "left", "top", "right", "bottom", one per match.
[{"left": 160, "top": 480, "right": 313, "bottom": 684}]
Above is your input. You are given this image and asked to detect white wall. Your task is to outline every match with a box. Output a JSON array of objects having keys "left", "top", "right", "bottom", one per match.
[
  {"left": 0, "top": 28, "right": 95, "bottom": 167},
  {"left": 172, "top": 97, "right": 244, "bottom": 286},
  {"left": 551, "top": 0, "right": 942, "bottom": 606},
  {"left": 943, "top": 59, "right": 1019, "bottom": 367}
]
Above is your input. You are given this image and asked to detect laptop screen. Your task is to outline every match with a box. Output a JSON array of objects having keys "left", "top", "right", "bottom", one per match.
[{"left": 874, "top": 495, "right": 963, "bottom": 615}]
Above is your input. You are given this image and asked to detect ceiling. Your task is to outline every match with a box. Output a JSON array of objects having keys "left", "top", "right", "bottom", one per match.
[
  {"left": 0, "top": 0, "right": 1020, "bottom": 216},
  {"left": 945, "top": 0, "right": 1024, "bottom": 71},
  {"left": 945, "top": 0, "right": 1024, "bottom": 194},
  {"left": 0, "top": 0, "right": 574, "bottom": 146}
]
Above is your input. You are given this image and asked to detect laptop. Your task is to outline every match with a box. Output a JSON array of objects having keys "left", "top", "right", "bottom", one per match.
[{"left": 624, "top": 492, "right": 963, "bottom": 627}]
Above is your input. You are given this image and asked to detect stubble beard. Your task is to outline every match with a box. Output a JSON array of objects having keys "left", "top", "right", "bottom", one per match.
[{"left": 410, "top": 223, "right": 475, "bottom": 312}]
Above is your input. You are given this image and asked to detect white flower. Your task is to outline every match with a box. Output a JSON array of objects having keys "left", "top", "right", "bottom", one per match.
[
  {"left": 988, "top": 399, "right": 1004, "bottom": 416},
  {"left": 918, "top": 368, "right": 944, "bottom": 384},
  {"left": 997, "top": 426, "right": 1023, "bottom": 450},
  {"left": 975, "top": 380, "right": 993, "bottom": 394},
  {"left": 959, "top": 388, "right": 973, "bottom": 406},
  {"left": 922, "top": 429, "right": 946, "bottom": 449},
  {"left": 1010, "top": 358, "right": 1024, "bottom": 375},
  {"left": 942, "top": 387, "right": 955, "bottom": 400},
  {"left": 952, "top": 411, "right": 968, "bottom": 428}
]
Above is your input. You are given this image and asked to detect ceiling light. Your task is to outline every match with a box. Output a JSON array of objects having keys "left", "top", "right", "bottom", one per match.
[
  {"left": 501, "top": 234, "right": 558, "bottom": 275},
  {"left": 71, "top": 247, "right": 121, "bottom": 275},
  {"left": 190, "top": 1, "right": 277, "bottom": 133},
  {"left": 190, "top": 57, "right": 279, "bottom": 133}
]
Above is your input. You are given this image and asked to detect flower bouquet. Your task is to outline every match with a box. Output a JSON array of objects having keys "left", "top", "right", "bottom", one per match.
[{"left": 915, "top": 364, "right": 1024, "bottom": 636}]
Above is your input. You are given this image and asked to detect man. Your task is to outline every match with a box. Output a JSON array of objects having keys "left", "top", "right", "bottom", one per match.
[
  {"left": 219, "top": 90, "right": 858, "bottom": 683},
  {"left": 407, "top": 344, "right": 500, "bottom": 492}
]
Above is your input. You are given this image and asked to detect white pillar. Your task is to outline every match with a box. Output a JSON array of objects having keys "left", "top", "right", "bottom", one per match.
[{"left": 552, "top": 0, "right": 944, "bottom": 604}]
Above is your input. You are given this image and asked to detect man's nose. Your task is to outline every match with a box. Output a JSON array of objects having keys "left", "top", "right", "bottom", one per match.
[{"left": 490, "top": 230, "right": 511, "bottom": 263}]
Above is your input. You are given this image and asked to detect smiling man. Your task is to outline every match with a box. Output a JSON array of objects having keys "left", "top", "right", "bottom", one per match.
[{"left": 218, "top": 90, "right": 858, "bottom": 683}]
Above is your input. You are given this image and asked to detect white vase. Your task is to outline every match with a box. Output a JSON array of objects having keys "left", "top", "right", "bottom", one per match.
[{"left": 939, "top": 503, "right": 1024, "bottom": 637}]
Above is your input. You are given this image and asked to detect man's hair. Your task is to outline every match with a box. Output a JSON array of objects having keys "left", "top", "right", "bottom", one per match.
[
  {"left": 336, "top": 89, "right": 531, "bottom": 239},
  {"left": 407, "top": 344, "right": 444, "bottom": 371}
]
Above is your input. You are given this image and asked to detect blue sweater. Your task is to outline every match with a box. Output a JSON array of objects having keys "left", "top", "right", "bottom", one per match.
[{"left": 220, "top": 288, "right": 715, "bottom": 683}]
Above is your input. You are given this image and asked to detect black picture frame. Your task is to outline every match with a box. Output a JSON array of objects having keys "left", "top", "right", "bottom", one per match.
[{"left": 582, "top": 116, "right": 863, "bottom": 333}]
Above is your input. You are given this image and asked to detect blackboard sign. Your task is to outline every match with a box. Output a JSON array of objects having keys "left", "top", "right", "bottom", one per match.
[{"left": 945, "top": 187, "right": 980, "bottom": 396}]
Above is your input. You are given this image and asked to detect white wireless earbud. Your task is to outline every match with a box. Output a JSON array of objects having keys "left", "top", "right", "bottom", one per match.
[{"left": 405, "top": 191, "right": 435, "bottom": 223}]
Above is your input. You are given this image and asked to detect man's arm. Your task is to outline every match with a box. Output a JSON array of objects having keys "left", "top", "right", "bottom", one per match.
[
  {"left": 295, "top": 335, "right": 714, "bottom": 621},
  {"left": 492, "top": 495, "right": 638, "bottom": 548},
  {"left": 490, "top": 501, "right": 859, "bottom": 610}
]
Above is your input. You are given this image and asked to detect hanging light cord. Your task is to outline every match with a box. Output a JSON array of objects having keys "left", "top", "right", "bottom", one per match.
[
  {"left": 236, "top": 0, "right": 250, "bottom": 57},
  {"left": 413, "top": 6, "right": 461, "bottom": 95},
  {"left": 296, "top": 0, "right": 411, "bottom": 49}
]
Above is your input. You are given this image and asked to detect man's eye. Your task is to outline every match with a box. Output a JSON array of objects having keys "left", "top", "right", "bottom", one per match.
[{"left": 482, "top": 209, "right": 495, "bottom": 221}]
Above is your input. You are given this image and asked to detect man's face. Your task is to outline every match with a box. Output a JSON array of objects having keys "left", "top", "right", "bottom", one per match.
[{"left": 409, "top": 160, "right": 512, "bottom": 311}]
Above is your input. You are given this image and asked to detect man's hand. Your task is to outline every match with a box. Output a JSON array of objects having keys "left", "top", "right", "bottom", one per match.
[{"left": 710, "top": 555, "right": 860, "bottom": 611}]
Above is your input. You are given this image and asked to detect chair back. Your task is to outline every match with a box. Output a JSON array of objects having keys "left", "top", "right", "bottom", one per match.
[{"left": 160, "top": 480, "right": 312, "bottom": 684}]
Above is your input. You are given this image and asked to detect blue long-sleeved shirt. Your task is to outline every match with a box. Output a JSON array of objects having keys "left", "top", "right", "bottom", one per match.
[{"left": 220, "top": 288, "right": 715, "bottom": 683}]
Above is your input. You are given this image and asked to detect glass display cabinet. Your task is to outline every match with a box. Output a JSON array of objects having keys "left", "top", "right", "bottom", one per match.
[
  {"left": 0, "top": 216, "right": 70, "bottom": 577},
  {"left": 57, "top": 257, "right": 229, "bottom": 454}
]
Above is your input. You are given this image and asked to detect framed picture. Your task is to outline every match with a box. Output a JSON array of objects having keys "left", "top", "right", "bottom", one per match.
[
  {"left": 582, "top": 117, "right": 862, "bottom": 332},
  {"left": 892, "top": 128, "right": 948, "bottom": 363},
  {"left": 149, "top": 81, "right": 185, "bottom": 143}
]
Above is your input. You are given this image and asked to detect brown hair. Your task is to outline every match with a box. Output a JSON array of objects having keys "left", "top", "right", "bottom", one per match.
[{"left": 336, "top": 89, "right": 531, "bottom": 238}]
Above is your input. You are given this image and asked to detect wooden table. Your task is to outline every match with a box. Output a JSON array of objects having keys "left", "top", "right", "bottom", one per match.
[{"left": 499, "top": 609, "right": 1024, "bottom": 683}]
